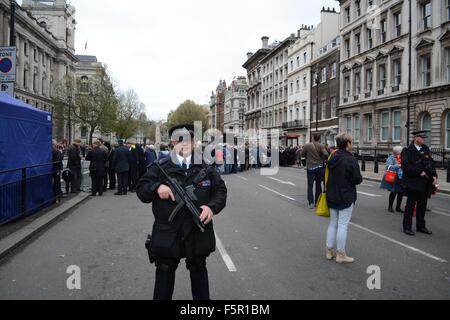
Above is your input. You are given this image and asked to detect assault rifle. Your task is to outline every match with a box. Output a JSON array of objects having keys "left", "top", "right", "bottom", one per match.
[{"left": 155, "top": 162, "right": 206, "bottom": 232}]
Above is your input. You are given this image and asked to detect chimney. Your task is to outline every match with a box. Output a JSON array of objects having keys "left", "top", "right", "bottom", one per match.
[
  {"left": 247, "top": 52, "right": 253, "bottom": 59},
  {"left": 262, "top": 36, "right": 269, "bottom": 49}
]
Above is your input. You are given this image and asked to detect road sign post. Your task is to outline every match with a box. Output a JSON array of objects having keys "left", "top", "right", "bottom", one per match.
[{"left": 0, "top": 46, "right": 16, "bottom": 97}]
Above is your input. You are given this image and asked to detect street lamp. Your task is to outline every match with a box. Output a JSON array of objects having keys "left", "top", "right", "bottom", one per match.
[
  {"left": 67, "top": 95, "right": 72, "bottom": 143},
  {"left": 315, "top": 68, "right": 319, "bottom": 133}
]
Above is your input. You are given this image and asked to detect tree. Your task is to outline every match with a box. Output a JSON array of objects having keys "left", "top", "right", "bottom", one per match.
[
  {"left": 166, "top": 100, "right": 209, "bottom": 132},
  {"left": 52, "top": 67, "right": 118, "bottom": 144},
  {"left": 113, "top": 89, "right": 144, "bottom": 141}
]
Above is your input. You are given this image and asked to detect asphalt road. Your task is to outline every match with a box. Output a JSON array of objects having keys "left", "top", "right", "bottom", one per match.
[{"left": 0, "top": 167, "right": 450, "bottom": 300}]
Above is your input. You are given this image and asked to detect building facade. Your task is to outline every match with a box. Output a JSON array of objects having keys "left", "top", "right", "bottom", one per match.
[
  {"left": 224, "top": 76, "right": 248, "bottom": 136},
  {"left": 338, "top": 0, "right": 450, "bottom": 149},
  {"left": 310, "top": 7, "right": 340, "bottom": 147},
  {"left": 285, "top": 26, "right": 315, "bottom": 146},
  {"left": 209, "top": 80, "right": 226, "bottom": 132},
  {"left": 242, "top": 38, "right": 271, "bottom": 132},
  {"left": 0, "top": 0, "right": 78, "bottom": 141}
]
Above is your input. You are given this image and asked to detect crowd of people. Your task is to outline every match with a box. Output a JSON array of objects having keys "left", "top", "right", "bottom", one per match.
[{"left": 51, "top": 129, "right": 439, "bottom": 266}]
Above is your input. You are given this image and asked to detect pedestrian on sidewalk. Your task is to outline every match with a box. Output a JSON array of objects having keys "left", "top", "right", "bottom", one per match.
[
  {"left": 325, "top": 133, "right": 362, "bottom": 264},
  {"left": 401, "top": 130, "right": 433, "bottom": 236},
  {"left": 98, "top": 138, "right": 109, "bottom": 192},
  {"left": 136, "top": 124, "right": 227, "bottom": 300},
  {"left": 301, "top": 134, "right": 329, "bottom": 209},
  {"left": 86, "top": 140, "right": 107, "bottom": 197},
  {"left": 52, "top": 139, "right": 63, "bottom": 203},
  {"left": 380, "top": 146, "right": 404, "bottom": 213},
  {"left": 104, "top": 141, "right": 116, "bottom": 190},
  {"left": 112, "top": 139, "right": 130, "bottom": 196},
  {"left": 67, "top": 139, "right": 82, "bottom": 194}
]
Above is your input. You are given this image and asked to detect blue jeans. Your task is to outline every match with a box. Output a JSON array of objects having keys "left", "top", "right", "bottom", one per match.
[
  {"left": 326, "top": 204, "right": 354, "bottom": 253},
  {"left": 307, "top": 167, "right": 324, "bottom": 205}
]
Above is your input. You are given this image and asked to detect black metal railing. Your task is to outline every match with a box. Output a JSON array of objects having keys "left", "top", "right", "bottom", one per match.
[
  {"left": 282, "top": 120, "right": 308, "bottom": 129},
  {"left": 0, "top": 162, "right": 57, "bottom": 226}
]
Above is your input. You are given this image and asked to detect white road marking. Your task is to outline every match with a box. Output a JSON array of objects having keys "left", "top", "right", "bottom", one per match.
[
  {"left": 361, "top": 183, "right": 374, "bottom": 187},
  {"left": 357, "top": 191, "right": 382, "bottom": 197},
  {"left": 267, "top": 177, "right": 296, "bottom": 186},
  {"left": 432, "top": 210, "right": 450, "bottom": 217},
  {"left": 214, "top": 232, "right": 237, "bottom": 272},
  {"left": 258, "top": 184, "right": 296, "bottom": 201},
  {"left": 235, "top": 175, "right": 249, "bottom": 181},
  {"left": 350, "top": 222, "right": 447, "bottom": 263}
]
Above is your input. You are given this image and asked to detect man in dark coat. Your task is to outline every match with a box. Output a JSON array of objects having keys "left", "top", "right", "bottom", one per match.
[
  {"left": 67, "top": 139, "right": 82, "bottom": 193},
  {"left": 52, "top": 139, "right": 64, "bottom": 202},
  {"left": 128, "top": 144, "right": 139, "bottom": 192},
  {"left": 113, "top": 140, "right": 130, "bottom": 195},
  {"left": 85, "top": 140, "right": 107, "bottom": 196},
  {"left": 136, "top": 143, "right": 146, "bottom": 179},
  {"left": 401, "top": 130, "right": 433, "bottom": 236},
  {"left": 136, "top": 124, "right": 227, "bottom": 300}
]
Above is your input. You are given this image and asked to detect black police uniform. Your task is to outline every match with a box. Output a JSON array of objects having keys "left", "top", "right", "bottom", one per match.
[
  {"left": 401, "top": 138, "right": 432, "bottom": 234},
  {"left": 136, "top": 154, "right": 227, "bottom": 300}
]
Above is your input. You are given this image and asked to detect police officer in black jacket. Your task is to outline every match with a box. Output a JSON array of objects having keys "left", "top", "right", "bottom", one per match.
[
  {"left": 136, "top": 124, "right": 227, "bottom": 300},
  {"left": 401, "top": 130, "right": 433, "bottom": 236}
]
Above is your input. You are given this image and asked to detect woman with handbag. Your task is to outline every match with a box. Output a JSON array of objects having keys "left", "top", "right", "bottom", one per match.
[
  {"left": 380, "top": 146, "right": 404, "bottom": 213},
  {"left": 325, "top": 133, "right": 362, "bottom": 264}
]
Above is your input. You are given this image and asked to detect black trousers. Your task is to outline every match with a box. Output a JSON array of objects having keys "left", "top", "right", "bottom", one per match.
[
  {"left": 69, "top": 168, "right": 82, "bottom": 193},
  {"left": 103, "top": 169, "right": 109, "bottom": 191},
  {"left": 389, "top": 192, "right": 403, "bottom": 210},
  {"left": 404, "top": 191, "right": 427, "bottom": 231},
  {"left": 117, "top": 171, "right": 129, "bottom": 194},
  {"left": 53, "top": 171, "right": 62, "bottom": 198},
  {"left": 108, "top": 168, "right": 116, "bottom": 189},
  {"left": 91, "top": 176, "right": 104, "bottom": 195},
  {"left": 129, "top": 166, "right": 139, "bottom": 190},
  {"left": 307, "top": 167, "right": 324, "bottom": 205},
  {"left": 153, "top": 256, "right": 209, "bottom": 300}
]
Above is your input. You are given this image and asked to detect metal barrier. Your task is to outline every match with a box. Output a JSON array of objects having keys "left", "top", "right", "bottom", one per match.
[{"left": 0, "top": 162, "right": 57, "bottom": 226}]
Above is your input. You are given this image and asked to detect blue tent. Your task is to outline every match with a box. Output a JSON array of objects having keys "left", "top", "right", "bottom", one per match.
[{"left": 0, "top": 92, "right": 54, "bottom": 224}]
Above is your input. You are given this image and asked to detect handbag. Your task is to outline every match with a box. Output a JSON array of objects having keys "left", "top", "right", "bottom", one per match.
[
  {"left": 384, "top": 170, "right": 397, "bottom": 183},
  {"left": 316, "top": 155, "right": 332, "bottom": 218}
]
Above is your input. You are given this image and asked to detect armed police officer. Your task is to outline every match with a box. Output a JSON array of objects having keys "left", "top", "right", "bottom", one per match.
[
  {"left": 401, "top": 130, "right": 434, "bottom": 236},
  {"left": 136, "top": 124, "right": 227, "bottom": 300}
]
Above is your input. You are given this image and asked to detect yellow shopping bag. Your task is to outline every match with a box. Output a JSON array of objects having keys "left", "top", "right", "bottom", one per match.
[{"left": 316, "top": 155, "right": 332, "bottom": 218}]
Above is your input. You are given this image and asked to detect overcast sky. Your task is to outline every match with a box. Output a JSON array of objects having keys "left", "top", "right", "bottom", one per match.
[{"left": 52, "top": 0, "right": 338, "bottom": 121}]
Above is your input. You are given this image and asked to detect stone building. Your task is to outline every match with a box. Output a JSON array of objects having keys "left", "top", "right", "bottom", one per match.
[
  {"left": 224, "top": 76, "right": 248, "bottom": 136},
  {"left": 209, "top": 80, "right": 226, "bottom": 132},
  {"left": 337, "top": 0, "right": 450, "bottom": 149},
  {"left": 310, "top": 7, "right": 340, "bottom": 147},
  {"left": 0, "top": 0, "right": 78, "bottom": 141},
  {"left": 242, "top": 37, "right": 271, "bottom": 131}
]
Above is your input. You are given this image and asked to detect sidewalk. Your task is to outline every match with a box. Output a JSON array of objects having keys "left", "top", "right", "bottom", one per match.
[{"left": 289, "top": 161, "right": 450, "bottom": 195}]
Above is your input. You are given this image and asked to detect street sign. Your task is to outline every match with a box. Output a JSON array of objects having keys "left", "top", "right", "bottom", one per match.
[
  {"left": 0, "top": 46, "right": 16, "bottom": 82},
  {"left": 0, "top": 82, "right": 14, "bottom": 96}
]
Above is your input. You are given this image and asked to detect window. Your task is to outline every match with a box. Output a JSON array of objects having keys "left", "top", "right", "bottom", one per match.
[
  {"left": 421, "top": 1, "right": 432, "bottom": 30},
  {"left": 296, "top": 56, "right": 300, "bottom": 67},
  {"left": 379, "top": 64, "right": 386, "bottom": 90},
  {"left": 290, "top": 60, "right": 294, "bottom": 71},
  {"left": 312, "top": 72, "right": 318, "bottom": 86},
  {"left": 381, "top": 19, "right": 387, "bottom": 43},
  {"left": 24, "top": 42, "right": 28, "bottom": 56},
  {"left": 446, "top": 48, "right": 450, "bottom": 82},
  {"left": 303, "top": 52, "right": 307, "bottom": 63},
  {"left": 393, "top": 110, "right": 401, "bottom": 141},
  {"left": 321, "top": 100, "right": 326, "bottom": 120},
  {"left": 381, "top": 112, "right": 389, "bottom": 141},
  {"left": 355, "top": 72, "right": 361, "bottom": 95},
  {"left": 321, "top": 67, "right": 327, "bottom": 83},
  {"left": 354, "top": 115, "right": 360, "bottom": 142},
  {"left": 367, "top": 68, "right": 373, "bottom": 91},
  {"left": 355, "top": 33, "right": 361, "bottom": 54},
  {"left": 344, "top": 76, "right": 350, "bottom": 97},
  {"left": 368, "top": 0, "right": 373, "bottom": 6},
  {"left": 346, "top": 116, "right": 353, "bottom": 134},
  {"left": 296, "top": 79, "right": 300, "bottom": 92},
  {"left": 421, "top": 112, "right": 432, "bottom": 145},
  {"left": 331, "top": 97, "right": 337, "bottom": 118},
  {"left": 303, "top": 75, "right": 307, "bottom": 89},
  {"left": 345, "top": 7, "right": 351, "bottom": 23},
  {"left": 446, "top": 113, "right": 450, "bottom": 149},
  {"left": 421, "top": 54, "right": 431, "bottom": 87},
  {"left": 80, "top": 127, "right": 87, "bottom": 138},
  {"left": 290, "top": 82, "right": 294, "bottom": 94},
  {"left": 367, "top": 114, "right": 373, "bottom": 141},
  {"left": 345, "top": 39, "right": 350, "bottom": 58},
  {"left": 23, "top": 69, "right": 28, "bottom": 88},
  {"left": 331, "top": 62, "right": 337, "bottom": 78},
  {"left": 367, "top": 28, "right": 373, "bottom": 49},
  {"left": 393, "top": 59, "right": 401, "bottom": 88},
  {"left": 355, "top": 0, "right": 361, "bottom": 16},
  {"left": 394, "top": 12, "right": 402, "bottom": 37}
]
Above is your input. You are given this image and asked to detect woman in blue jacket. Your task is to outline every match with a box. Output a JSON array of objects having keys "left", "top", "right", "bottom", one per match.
[{"left": 380, "top": 146, "right": 404, "bottom": 213}]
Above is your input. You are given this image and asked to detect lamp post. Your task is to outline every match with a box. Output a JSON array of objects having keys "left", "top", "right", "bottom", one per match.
[
  {"left": 67, "top": 96, "right": 72, "bottom": 143},
  {"left": 9, "top": 0, "right": 16, "bottom": 46},
  {"left": 315, "top": 68, "right": 319, "bottom": 133}
]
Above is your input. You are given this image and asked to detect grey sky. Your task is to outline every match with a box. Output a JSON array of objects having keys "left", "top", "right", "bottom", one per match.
[{"left": 69, "top": 0, "right": 338, "bottom": 121}]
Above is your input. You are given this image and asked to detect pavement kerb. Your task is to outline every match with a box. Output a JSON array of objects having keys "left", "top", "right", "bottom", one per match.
[
  {"left": 0, "top": 193, "right": 90, "bottom": 261},
  {"left": 286, "top": 165, "right": 450, "bottom": 196}
]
